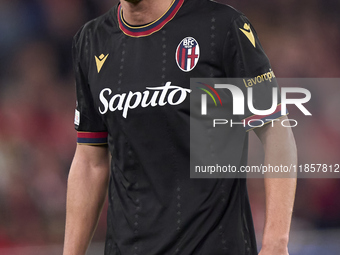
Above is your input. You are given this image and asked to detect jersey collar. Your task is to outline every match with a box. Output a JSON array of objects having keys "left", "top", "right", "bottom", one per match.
[{"left": 118, "top": 0, "right": 184, "bottom": 37}]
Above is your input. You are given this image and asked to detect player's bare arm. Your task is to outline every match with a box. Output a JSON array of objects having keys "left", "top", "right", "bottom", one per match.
[
  {"left": 63, "top": 145, "right": 110, "bottom": 255},
  {"left": 254, "top": 116, "right": 297, "bottom": 255}
]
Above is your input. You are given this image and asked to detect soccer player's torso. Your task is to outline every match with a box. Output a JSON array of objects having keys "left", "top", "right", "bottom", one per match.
[{"left": 75, "top": 0, "right": 259, "bottom": 254}]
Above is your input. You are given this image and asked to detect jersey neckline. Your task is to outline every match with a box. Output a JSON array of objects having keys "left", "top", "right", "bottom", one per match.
[{"left": 117, "top": 0, "right": 184, "bottom": 37}]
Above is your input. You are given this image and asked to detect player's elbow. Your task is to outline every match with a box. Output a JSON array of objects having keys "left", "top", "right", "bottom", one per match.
[{"left": 69, "top": 144, "right": 110, "bottom": 183}]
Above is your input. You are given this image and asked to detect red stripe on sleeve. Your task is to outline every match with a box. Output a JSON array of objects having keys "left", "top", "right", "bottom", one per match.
[{"left": 77, "top": 132, "right": 108, "bottom": 139}]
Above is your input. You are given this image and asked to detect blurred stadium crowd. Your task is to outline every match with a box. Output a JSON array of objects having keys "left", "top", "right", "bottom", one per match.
[{"left": 0, "top": 0, "right": 340, "bottom": 249}]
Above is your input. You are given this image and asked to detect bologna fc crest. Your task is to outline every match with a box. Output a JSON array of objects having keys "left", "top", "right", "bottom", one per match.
[{"left": 176, "top": 37, "right": 200, "bottom": 72}]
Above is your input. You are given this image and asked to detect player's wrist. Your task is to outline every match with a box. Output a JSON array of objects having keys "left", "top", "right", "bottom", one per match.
[
  {"left": 63, "top": 246, "right": 87, "bottom": 255},
  {"left": 261, "top": 234, "right": 289, "bottom": 251}
]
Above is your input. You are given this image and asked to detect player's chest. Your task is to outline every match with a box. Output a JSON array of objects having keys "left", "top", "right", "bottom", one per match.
[
  {"left": 87, "top": 29, "right": 224, "bottom": 91},
  {"left": 86, "top": 29, "right": 224, "bottom": 120}
]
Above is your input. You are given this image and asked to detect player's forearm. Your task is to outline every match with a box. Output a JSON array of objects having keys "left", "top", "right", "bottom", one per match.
[
  {"left": 262, "top": 178, "right": 296, "bottom": 250},
  {"left": 260, "top": 123, "right": 297, "bottom": 250},
  {"left": 63, "top": 146, "right": 110, "bottom": 255}
]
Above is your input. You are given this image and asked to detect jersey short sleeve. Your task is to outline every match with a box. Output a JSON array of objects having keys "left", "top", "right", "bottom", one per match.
[
  {"left": 223, "top": 15, "right": 287, "bottom": 132},
  {"left": 72, "top": 28, "right": 108, "bottom": 145}
]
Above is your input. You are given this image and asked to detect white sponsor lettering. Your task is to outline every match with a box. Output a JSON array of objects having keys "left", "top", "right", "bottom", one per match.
[{"left": 99, "top": 82, "right": 191, "bottom": 118}]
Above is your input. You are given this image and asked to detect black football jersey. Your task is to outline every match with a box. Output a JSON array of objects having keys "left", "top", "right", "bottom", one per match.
[{"left": 72, "top": 0, "right": 282, "bottom": 254}]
